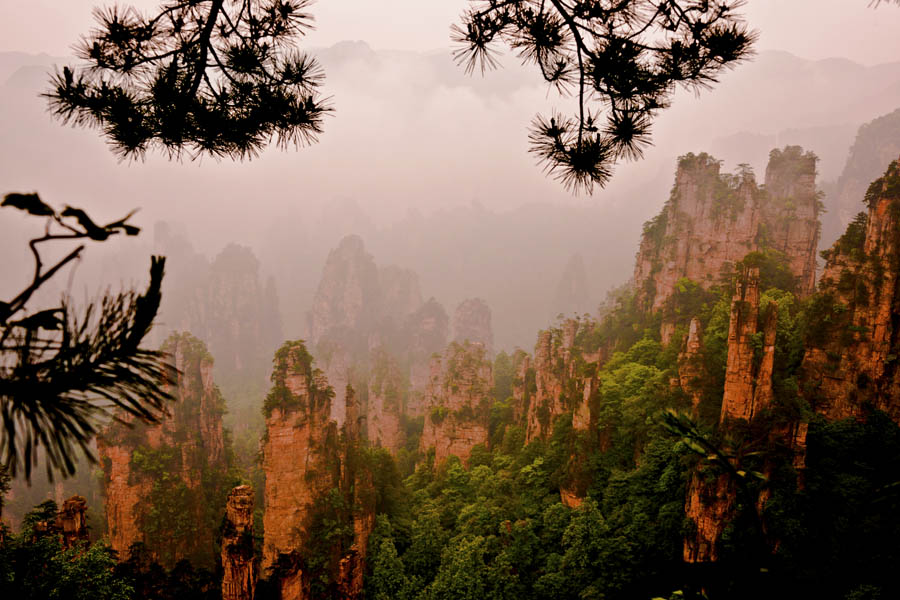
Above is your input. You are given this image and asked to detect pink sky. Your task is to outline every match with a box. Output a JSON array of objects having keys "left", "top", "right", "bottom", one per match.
[{"left": 2, "top": 0, "right": 900, "bottom": 65}]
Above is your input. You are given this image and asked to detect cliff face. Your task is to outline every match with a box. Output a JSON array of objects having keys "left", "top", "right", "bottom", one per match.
[
  {"left": 157, "top": 241, "right": 283, "bottom": 389},
  {"left": 366, "top": 350, "right": 406, "bottom": 453},
  {"left": 222, "top": 485, "right": 257, "bottom": 600},
  {"left": 98, "top": 333, "right": 227, "bottom": 567},
  {"left": 677, "top": 317, "right": 705, "bottom": 416},
  {"left": 634, "top": 148, "right": 820, "bottom": 318},
  {"left": 56, "top": 495, "right": 89, "bottom": 549},
  {"left": 261, "top": 342, "right": 338, "bottom": 583},
  {"left": 801, "top": 158, "right": 900, "bottom": 423},
  {"left": 830, "top": 109, "right": 900, "bottom": 241},
  {"left": 452, "top": 298, "right": 494, "bottom": 356},
  {"left": 720, "top": 268, "right": 778, "bottom": 423},
  {"left": 405, "top": 298, "right": 450, "bottom": 413},
  {"left": 521, "top": 320, "right": 599, "bottom": 443},
  {"left": 261, "top": 341, "right": 376, "bottom": 600},
  {"left": 421, "top": 342, "right": 492, "bottom": 464}
]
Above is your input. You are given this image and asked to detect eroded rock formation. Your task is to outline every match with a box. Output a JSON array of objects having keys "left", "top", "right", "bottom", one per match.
[
  {"left": 421, "top": 342, "right": 492, "bottom": 464},
  {"left": 366, "top": 350, "right": 406, "bottom": 453},
  {"left": 801, "top": 157, "right": 900, "bottom": 424},
  {"left": 98, "top": 332, "right": 227, "bottom": 566},
  {"left": 554, "top": 253, "right": 592, "bottom": 317},
  {"left": 720, "top": 268, "right": 778, "bottom": 423},
  {"left": 452, "top": 298, "right": 494, "bottom": 356},
  {"left": 405, "top": 298, "right": 450, "bottom": 413},
  {"left": 521, "top": 320, "right": 600, "bottom": 443},
  {"left": 634, "top": 148, "right": 820, "bottom": 317},
  {"left": 261, "top": 342, "right": 338, "bottom": 588},
  {"left": 56, "top": 495, "right": 89, "bottom": 549},
  {"left": 222, "top": 485, "right": 257, "bottom": 600},
  {"left": 261, "top": 341, "right": 376, "bottom": 600},
  {"left": 677, "top": 317, "right": 705, "bottom": 416}
]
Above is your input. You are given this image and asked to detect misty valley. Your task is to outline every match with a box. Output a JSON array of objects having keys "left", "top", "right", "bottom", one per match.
[{"left": 4, "top": 2, "right": 900, "bottom": 600}]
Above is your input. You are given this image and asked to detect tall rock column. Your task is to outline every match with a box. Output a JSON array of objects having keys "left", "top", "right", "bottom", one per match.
[
  {"left": 98, "top": 332, "right": 228, "bottom": 567},
  {"left": 261, "top": 341, "right": 338, "bottom": 598},
  {"left": 721, "top": 268, "right": 778, "bottom": 422},
  {"left": 55, "top": 495, "right": 89, "bottom": 549},
  {"left": 677, "top": 318, "right": 706, "bottom": 416},
  {"left": 421, "top": 342, "right": 492, "bottom": 464},
  {"left": 222, "top": 485, "right": 257, "bottom": 600}
]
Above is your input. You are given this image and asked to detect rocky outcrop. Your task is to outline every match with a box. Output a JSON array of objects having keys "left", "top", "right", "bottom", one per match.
[
  {"left": 452, "top": 298, "right": 494, "bottom": 356},
  {"left": 307, "top": 235, "right": 383, "bottom": 349},
  {"left": 261, "top": 342, "right": 338, "bottom": 583},
  {"left": 522, "top": 320, "right": 600, "bottom": 443},
  {"left": 380, "top": 265, "right": 423, "bottom": 325},
  {"left": 677, "top": 318, "right": 705, "bottom": 416},
  {"left": 157, "top": 240, "right": 283, "bottom": 389},
  {"left": 222, "top": 485, "right": 257, "bottom": 600},
  {"left": 683, "top": 472, "right": 735, "bottom": 563},
  {"left": 261, "top": 341, "right": 377, "bottom": 600},
  {"left": 634, "top": 148, "right": 821, "bottom": 316},
  {"left": 720, "top": 268, "right": 778, "bottom": 423},
  {"left": 421, "top": 342, "right": 492, "bottom": 464},
  {"left": 801, "top": 157, "right": 900, "bottom": 424},
  {"left": 405, "top": 298, "right": 450, "bottom": 413},
  {"left": 829, "top": 109, "right": 900, "bottom": 241},
  {"left": 98, "top": 332, "right": 227, "bottom": 567},
  {"left": 56, "top": 495, "right": 89, "bottom": 549},
  {"left": 366, "top": 350, "right": 406, "bottom": 453}
]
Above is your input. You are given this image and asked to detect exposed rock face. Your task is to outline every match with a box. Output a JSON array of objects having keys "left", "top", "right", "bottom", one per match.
[
  {"left": 761, "top": 149, "right": 821, "bottom": 297},
  {"left": 683, "top": 472, "right": 735, "bottom": 563},
  {"left": 830, "top": 109, "right": 900, "bottom": 240},
  {"left": 634, "top": 148, "right": 820, "bottom": 315},
  {"left": 157, "top": 240, "right": 283, "bottom": 388},
  {"left": 222, "top": 486, "right": 257, "bottom": 600},
  {"left": 452, "top": 298, "right": 494, "bottom": 356},
  {"left": 421, "top": 342, "right": 492, "bottom": 464},
  {"left": 801, "top": 158, "right": 900, "bottom": 423},
  {"left": 261, "top": 341, "right": 377, "bottom": 600},
  {"left": 307, "top": 236, "right": 426, "bottom": 358},
  {"left": 405, "top": 298, "right": 450, "bottom": 413},
  {"left": 366, "top": 350, "right": 406, "bottom": 453},
  {"left": 98, "top": 333, "right": 227, "bottom": 566},
  {"left": 511, "top": 350, "right": 533, "bottom": 424},
  {"left": 554, "top": 253, "right": 592, "bottom": 317},
  {"left": 261, "top": 342, "right": 337, "bottom": 581},
  {"left": 55, "top": 495, "right": 89, "bottom": 549},
  {"left": 308, "top": 235, "right": 383, "bottom": 348},
  {"left": 522, "top": 320, "right": 600, "bottom": 443},
  {"left": 720, "top": 268, "right": 778, "bottom": 422},
  {"left": 380, "top": 265, "right": 423, "bottom": 325},
  {"left": 677, "top": 318, "right": 705, "bottom": 416}
]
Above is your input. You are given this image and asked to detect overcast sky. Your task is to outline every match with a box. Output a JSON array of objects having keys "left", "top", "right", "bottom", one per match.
[{"left": 2, "top": 0, "right": 900, "bottom": 65}]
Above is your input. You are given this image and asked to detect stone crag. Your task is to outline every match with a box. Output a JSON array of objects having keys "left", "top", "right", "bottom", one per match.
[
  {"left": 98, "top": 333, "right": 227, "bottom": 567},
  {"left": 261, "top": 341, "right": 377, "bottom": 600},
  {"left": 421, "top": 341, "right": 493, "bottom": 465},
  {"left": 222, "top": 485, "right": 257, "bottom": 600},
  {"left": 634, "top": 148, "right": 820, "bottom": 336},
  {"left": 801, "top": 157, "right": 900, "bottom": 424}
]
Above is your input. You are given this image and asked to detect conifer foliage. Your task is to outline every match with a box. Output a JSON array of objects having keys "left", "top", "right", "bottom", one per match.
[
  {"left": 46, "top": 0, "right": 331, "bottom": 159},
  {"left": 452, "top": 0, "right": 756, "bottom": 193}
]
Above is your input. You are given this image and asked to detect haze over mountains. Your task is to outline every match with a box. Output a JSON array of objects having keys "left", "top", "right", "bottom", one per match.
[{"left": 4, "top": 43, "right": 900, "bottom": 349}]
